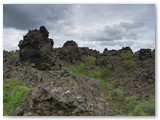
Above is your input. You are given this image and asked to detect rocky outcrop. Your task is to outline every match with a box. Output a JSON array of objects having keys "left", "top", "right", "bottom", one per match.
[
  {"left": 79, "top": 47, "right": 100, "bottom": 57},
  {"left": 139, "top": 49, "right": 152, "bottom": 60},
  {"left": 4, "top": 51, "right": 108, "bottom": 116},
  {"left": 118, "top": 47, "right": 133, "bottom": 53},
  {"left": 55, "top": 40, "right": 81, "bottom": 64},
  {"left": 9, "top": 70, "right": 107, "bottom": 116},
  {"left": 103, "top": 47, "right": 133, "bottom": 56},
  {"left": 95, "top": 47, "right": 155, "bottom": 100},
  {"left": 103, "top": 49, "right": 118, "bottom": 56},
  {"left": 63, "top": 40, "right": 78, "bottom": 48},
  {"left": 18, "top": 26, "right": 60, "bottom": 70},
  {"left": 4, "top": 27, "right": 109, "bottom": 115},
  {"left": 3, "top": 26, "right": 155, "bottom": 116}
]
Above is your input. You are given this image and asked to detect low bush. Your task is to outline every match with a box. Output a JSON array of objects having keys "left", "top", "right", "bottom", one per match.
[
  {"left": 132, "top": 105, "right": 145, "bottom": 116},
  {"left": 120, "top": 51, "right": 133, "bottom": 60},
  {"left": 124, "top": 96, "right": 155, "bottom": 116},
  {"left": 8, "top": 50, "right": 19, "bottom": 57},
  {"left": 82, "top": 55, "right": 96, "bottom": 63}
]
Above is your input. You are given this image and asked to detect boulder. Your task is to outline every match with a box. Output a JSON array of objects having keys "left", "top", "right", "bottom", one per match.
[{"left": 9, "top": 70, "right": 108, "bottom": 116}]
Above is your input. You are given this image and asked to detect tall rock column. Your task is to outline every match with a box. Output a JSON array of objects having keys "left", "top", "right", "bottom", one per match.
[{"left": 18, "top": 26, "right": 59, "bottom": 70}]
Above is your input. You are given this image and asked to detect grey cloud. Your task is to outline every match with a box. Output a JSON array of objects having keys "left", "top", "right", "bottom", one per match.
[
  {"left": 120, "top": 22, "right": 144, "bottom": 29},
  {"left": 3, "top": 4, "right": 155, "bottom": 52},
  {"left": 89, "top": 21, "right": 141, "bottom": 41},
  {"left": 99, "top": 40, "right": 134, "bottom": 46},
  {"left": 3, "top": 4, "right": 74, "bottom": 30}
]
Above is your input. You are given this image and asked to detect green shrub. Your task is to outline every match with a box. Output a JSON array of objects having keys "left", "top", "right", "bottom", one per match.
[
  {"left": 3, "top": 79, "right": 31, "bottom": 115},
  {"left": 82, "top": 56, "right": 96, "bottom": 63},
  {"left": 8, "top": 50, "right": 19, "bottom": 57},
  {"left": 125, "top": 96, "right": 155, "bottom": 116},
  {"left": 139, "top": 96, "right": 155, "bottom": 116},
  {"left": 123, "top": 60, "right": 136, "bottom": 70},
  {"left": 132, "top": 106, "right": 145, "bottom": 116},
  {"left": 120, "top": 51, "right": 133, "bottom": 60},
  {"left": 66, "top": 62, "right": 112, "bottom": 80},
  {"left": 89, "top": 64, "right": 112, "bottom": 80},
  {"left": 125, "top": 96, "right": 138, "bottom": 113},
  {"left": 112, "top": 88, "right": 125, "bottom": 102},
  {"left": 66, "top": 63, "right": 86, "bottom": 76}
]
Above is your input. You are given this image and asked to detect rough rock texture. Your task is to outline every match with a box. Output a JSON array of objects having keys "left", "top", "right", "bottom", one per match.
[
  {"left": 18, "top": 26, "right": 59, "bottom": 70},
  {"left": 79, "top": 47, "right": 100, "bottom": 57},
  {"left": 139, "top": 49, "right": 152, "bottom": 60},
  {"left": 3, "top": 26, "right": 155, "bottom": 116},
  {"left": 118, "top": 47, "right": 133, "bottom": 53},
  {"left": 4, "top": 53, "right": 108, "bottom": 116},
  {"left": 55, "top": 40, "right": 82, "bottom": 64},
  {"left": 103, "top": 49, "right": 118, "bottom": 56},
  {"left": 9, "top": 71, "right": 107, "bottom": 116},
  {"left": 95, "top": 47, "right": 155, "bottom": 100}
]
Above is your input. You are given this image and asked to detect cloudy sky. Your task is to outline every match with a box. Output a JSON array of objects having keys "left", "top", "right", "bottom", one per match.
[{"left": 3, "top": 4, "right": 155, "bottom": 52}]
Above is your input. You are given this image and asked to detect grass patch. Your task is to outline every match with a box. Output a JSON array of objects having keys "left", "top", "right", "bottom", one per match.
[
  {"left": 65, "top": 62, "right": 112, "bottom": 80},
  {"left": 3, "top": 79, "right": 31, "bottom": 115},
  {"left": 65, "top": 55, "right": 154, "bottom": 116},
  {"left": 8, "top": 50, "right": 19, "bottom": 57},
  {"left": 82, "top": 55, "right": 96, "bottom": 63},
  {"left": 120, "top": 51, "right": 133, "bottom": 61},
  {"left": 123, "top": 96, "right": 155, "bottom": 116}
]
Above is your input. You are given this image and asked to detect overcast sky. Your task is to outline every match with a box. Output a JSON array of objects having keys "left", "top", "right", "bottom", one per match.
[{"left": 3, "top": 4, "right": 155, "bottom": 52}]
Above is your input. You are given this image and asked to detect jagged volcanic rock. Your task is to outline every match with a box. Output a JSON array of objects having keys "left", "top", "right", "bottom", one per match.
[
  {"left": 78, "top": 47, "right": 100, "bottom": 57},
  {"left": 4, "top": 51, "right": 109, "bottom": 115},
  {"left": 9, "top": 70, "right": 108, "bottom": 116},
  {"left": 4, "top": 27, "right": 109, "bottom": 116},
  {"left": 55, "top": 40, "right": 82, "bottom": 64},
  {"left": 18, "top": 26, "right": 60, "bottom": 70},
  {"left": 139, "top": 49, "right": 152, "bottom": 60}
]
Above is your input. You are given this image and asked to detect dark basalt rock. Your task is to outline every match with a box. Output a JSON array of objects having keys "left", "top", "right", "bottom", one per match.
[
  {"left": 55, "top": 40, "right": 81, "bottom": 64},
  {"left": 18, "top": 26, "right": 59, "bottom": 70},
  {"left": 3, "top": 25, "right": 155, "bottom": 116},
  {"left": 8, "top": 69, "right": 108, "bottom": 116},
  {"left": 79, "top": 47, "right": 100, "bottom": 57},
  {"left": 103, "top": 49, "right": 118, "bottom": 56},
  {"left": 63, "top": 40, "right": 78, "bottom": 48},
  {"left": 139, "top": 49, "right": 152, "bottom": 60},
  {"left": 103, "top": 48, "right": 108, "bottom": 54},
  {"left": 39, "top": 26, "right": 49, "bottom": 38}
]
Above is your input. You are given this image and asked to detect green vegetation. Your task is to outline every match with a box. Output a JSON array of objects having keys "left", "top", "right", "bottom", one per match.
[
  {"left": 120, "top": 51, "right": 133, "bottom": 60},
  {"left": 124, "top": 96, "right": 155, "bottom": 116},
  {"left": 123, "top": 60, "right": 136, "bottom": 70},
  {"left": 66, "top": 56, "right": 112, "bottom": 80},
  {"left": 8, "top": 50, "right": 19, "bottom": 57},
  {"left": 82, "top": 55, "right": 96, "bottom": 63},
  {"left": 64, "top": 55, "right": 155, "bottom": 116},
  {"left": 120, "top": 51, "right": 136, "bottom": 70},
  {"left": 3, "top": 79, "right": 31, "bottom": 115},
  {"left": 109, "top": 90, "right": 155, "bottom": 116}
]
